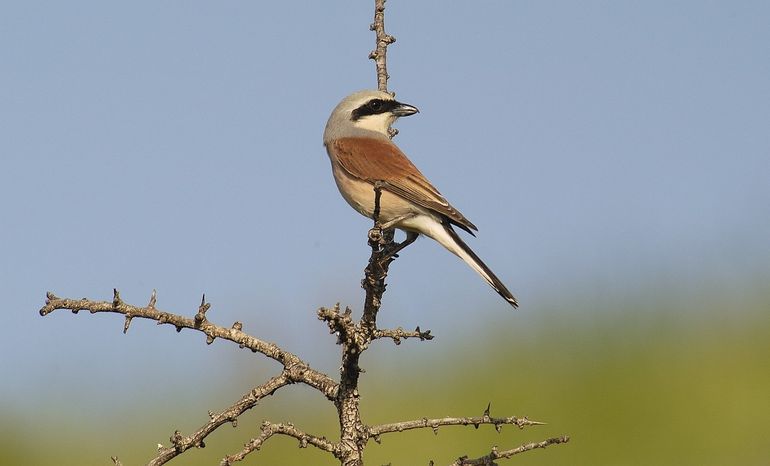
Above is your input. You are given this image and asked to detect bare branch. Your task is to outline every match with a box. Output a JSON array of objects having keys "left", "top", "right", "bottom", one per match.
[
  {"left": 369, "top": 0, "right": 395, "bottom": 93},
  {"left": 40, "top": 291, "right": 338, "bottom": 400},
  {"left": 369, "top": 413, "right": 543, "bottom": 440},
  {"left": 318, "top": 304, "right": 359, "bottom": 347},
  {"left": 449, "top": 436, "right": 570, "bottom": 466},
  {"left": 332, "top": 192, "right": 401, "bottom": 463},
  {"left": 373, "top": 326, "right": 433, "bottom": 345},
  {"left": 221, "top": 421, "right": 339, "bottom": 465},
  {"left": 149, "top": 373, "right": 292, "bottom": 466}
]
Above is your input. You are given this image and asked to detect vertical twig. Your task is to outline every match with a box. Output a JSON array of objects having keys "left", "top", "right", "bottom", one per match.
[
  {"left": 362, "top": 0, "right": 399, "bottom": 334},
  {"left": 334, "top": 4, "right": 401, "bottom": 464},
  {"left": 362, "top": 182, "right": 390, "bottom": 334},
  {"left": 336, "top": 188, "right": 392, "bottom": 465},
  {"left": 369, "top": 0, "right": 395, "bottom": 93}
]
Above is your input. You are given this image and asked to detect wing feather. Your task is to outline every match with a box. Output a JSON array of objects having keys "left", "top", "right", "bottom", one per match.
[{"left": 331, "top": 137, "right": 477, "bottom": 234}]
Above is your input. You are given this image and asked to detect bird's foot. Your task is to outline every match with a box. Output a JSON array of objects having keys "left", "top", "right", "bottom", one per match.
[{"left": 379, "top": 231, "right": 418, "bottom": 263}]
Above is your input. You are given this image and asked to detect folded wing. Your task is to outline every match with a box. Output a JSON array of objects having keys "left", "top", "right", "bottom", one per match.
[{"left": 330, "top": 137, "right": 478, "bottom": 234}]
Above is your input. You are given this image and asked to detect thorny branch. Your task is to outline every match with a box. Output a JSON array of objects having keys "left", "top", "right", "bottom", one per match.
[
  {"left": 373, "top": 326, "right": 433, "bottom": 345},
  {"left": 41, "top": 288, "right": 566, "bottom": 464},
  {"left": 39, "top": 290, "right": 337, "bottom": 400},
  {"left": 368, "top": 409, "right": 544, "bottom": 439},
  {"left": 369, "top": 0, "right": 394, "bottom": 93},
  {"left": 369, "top": 0, "right": 401, "bottom": 139},
  {"left": 319, "top": 191, "right": 405, "bottom": 465},
  {"left": 40, "top": 290, "right": 337, "bottom": 465},
  {"left": 449, "top": 436, "right": 571, "bottom": 466},
  {"left": 150, "top": 374, "right": 292, "bottom": 466},
  {"left": 222, "top": 421, "right": 338, "bottom": 466}
]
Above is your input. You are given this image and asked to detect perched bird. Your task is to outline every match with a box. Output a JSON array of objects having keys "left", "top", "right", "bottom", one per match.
[{"left": 323, "top": 90, "right": 518, "bottom": 308}]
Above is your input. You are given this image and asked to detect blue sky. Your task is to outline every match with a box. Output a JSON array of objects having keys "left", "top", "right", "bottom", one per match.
[{"left": 2, "top": 0, "right": 769, "bottom": 438}]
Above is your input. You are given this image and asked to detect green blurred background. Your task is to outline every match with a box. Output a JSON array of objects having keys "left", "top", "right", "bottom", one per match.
[{"left": 5, "top": 282, "right": 769, "bottom": 465}]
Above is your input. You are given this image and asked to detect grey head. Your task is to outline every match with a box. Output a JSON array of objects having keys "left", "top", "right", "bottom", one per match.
[{"left": 323, "top": 89, "right": 419, "bottom": 144}]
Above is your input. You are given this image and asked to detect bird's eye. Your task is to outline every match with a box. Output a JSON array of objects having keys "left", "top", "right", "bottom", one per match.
[{"left": 368, "top": 100, "right": 383, "bottom": 111}]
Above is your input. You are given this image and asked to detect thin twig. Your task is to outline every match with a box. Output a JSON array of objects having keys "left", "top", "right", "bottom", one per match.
[
  {"left": 369, "top": 0, "right": 395, "bottom": 93},
  {"left": 40, "top": 290, "right": 338, "bottom": 400},
  {"left": 369, "top": 0, "right": 400, "bottom": 138},
  {"left": 369, "top": 413, "right": 543, "bottom": 439},
  {"left": 449, "top": 436, "right": 570, "bottom": 466},
  {"left": 150, "top": 374, "right": 293, "bottom": 466},
  {"left": 373, "top": 326, "right": 433, "bottom": 344},
  {"left": 221, "top": 421, "right": 340, "bottom": 465}
]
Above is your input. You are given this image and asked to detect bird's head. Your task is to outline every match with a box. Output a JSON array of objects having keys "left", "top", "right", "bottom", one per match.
[{"left": 324, "top": 90, "right": 419, "bottom": 143}]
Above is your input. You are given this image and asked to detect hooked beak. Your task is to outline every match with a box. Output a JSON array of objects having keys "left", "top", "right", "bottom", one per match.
[{"left": 391, "top": 101, "right": 420, "bottom": 117}]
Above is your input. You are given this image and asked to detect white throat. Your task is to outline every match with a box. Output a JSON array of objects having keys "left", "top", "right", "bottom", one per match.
[{"left": 353, "top": 113, "right": 395, "bottom": 136}]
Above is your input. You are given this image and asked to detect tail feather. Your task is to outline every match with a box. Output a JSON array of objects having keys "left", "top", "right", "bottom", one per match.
[{"left": 429, "top": 220, "right": 519, "bottom": 309}]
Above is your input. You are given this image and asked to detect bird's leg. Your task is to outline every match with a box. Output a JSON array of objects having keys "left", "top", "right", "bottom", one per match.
[
  {"left": 370, "top": 203, "right": 416, "bottom": 248},
  {"left": 377, "top": 213, "right": 415, "bottom": 231},
  {"left": 381, "top": 230, "right": 419, "bottom": 262},
  {"left": 373, "top": 212, "right": 417, "bottom": 261},
  {"left": 368, "top": 181, "right": 390, "bottom": 245},
  {"left": 368, "top": 182, "right": 417, "bottom": 260}
]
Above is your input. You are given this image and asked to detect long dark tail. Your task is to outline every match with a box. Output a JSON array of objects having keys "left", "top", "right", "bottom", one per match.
[{"left": 436, "top": 222, "right": 519, "bottom": 309}]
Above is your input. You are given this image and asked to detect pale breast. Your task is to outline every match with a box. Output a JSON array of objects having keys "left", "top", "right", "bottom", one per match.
[{"left": 331, "top": 163, "right": 427, "bottom": 224}]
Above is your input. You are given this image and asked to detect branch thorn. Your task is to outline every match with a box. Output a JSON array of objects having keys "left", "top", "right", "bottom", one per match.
[
  {"left": 195, "top": 294, "right": 210, "bottom": 327},
  {"left": 123, "top": 315, "right": 133, "bottom": 334},
  {"left": 148, "top": 289, "right": 157, "bottom": 309},
  {"left": 112, "top": 288, "right": 122, "bottom": 308}
]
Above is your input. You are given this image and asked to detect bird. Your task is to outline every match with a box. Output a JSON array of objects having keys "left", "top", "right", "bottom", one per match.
[{"left": 323, "top": 89, "right": 518, "bottom": 309}]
